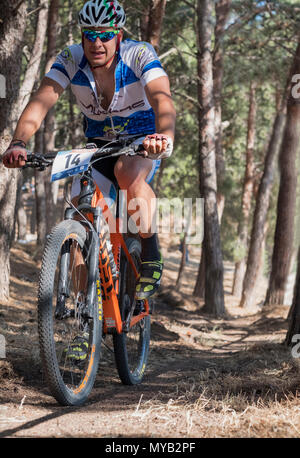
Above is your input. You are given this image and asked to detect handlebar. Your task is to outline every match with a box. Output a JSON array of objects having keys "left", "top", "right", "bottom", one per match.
[{"left": 23, "top": 142, "right": 145, "bottom": 171}]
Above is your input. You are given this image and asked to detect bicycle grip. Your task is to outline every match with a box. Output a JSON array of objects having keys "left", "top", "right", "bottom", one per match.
[{"left": 134, "top": 140, "right": 173, "bottom": 159}]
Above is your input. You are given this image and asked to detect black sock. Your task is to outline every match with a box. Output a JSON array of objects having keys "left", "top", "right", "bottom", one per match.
[{"left": 141, "top": 234, "right": 160, "bottom": 262}]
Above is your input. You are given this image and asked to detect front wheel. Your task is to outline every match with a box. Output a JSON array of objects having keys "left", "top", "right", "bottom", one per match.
[
  {"left": 38, "top": 220, "right": 103, "bottom": 406},
  {"left": 113, "top": 238, "right": 151, "bottom": 385}
]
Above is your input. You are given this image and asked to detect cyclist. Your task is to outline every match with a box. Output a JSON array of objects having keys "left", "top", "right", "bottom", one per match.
[{"left": 2, "top": 0, "right": 176, "bottom": 301}]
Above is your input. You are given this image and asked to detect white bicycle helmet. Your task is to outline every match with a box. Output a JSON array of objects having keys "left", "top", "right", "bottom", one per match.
[{"left": 78, "top": 0, "right": 126, "bottom": 28}]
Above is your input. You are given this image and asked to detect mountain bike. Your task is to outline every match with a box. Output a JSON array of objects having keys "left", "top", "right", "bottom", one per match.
[{"left": 23, "top": 140, "right": 152, "bottom": 406}]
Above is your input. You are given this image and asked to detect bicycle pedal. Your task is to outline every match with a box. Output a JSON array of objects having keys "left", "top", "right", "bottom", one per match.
[
  {"left": 133, "top": 300, "right": 145, "bottom": 315},
  {"left": 133, "top": 300, "right": 154, "bottom": 315}
]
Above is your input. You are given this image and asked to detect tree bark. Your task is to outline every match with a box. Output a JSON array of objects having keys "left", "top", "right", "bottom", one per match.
[
  {"left": 140, "top": 3, "right": 150, "bottom": 42},
  {"left": 13, "top": 0, "right": 49, "bottom": 250},
  {"left": 142, "top": 0, "right": 168, "bottom": 194},
  {"left": 285, "top": 246, "right": 300, "bottom": 346},
  {"left": 18, "top": 0, "right": 49, "bottom": 112},
  {"left": 239, "top": 85, "right": 288, "bottom": 308},
  {"left": 194, "top": 0, "right": 225, "bottom": 317},
  {"left": 232, "top": 81, "right": 257, "bottom": 297},
  {"left": 265, "top": 39, "right": 300, "bottom": 306},
  {"left": 0, "top": 1, "right": 27, "bottom": 301},
  {"left": 16, "top": 180, "right": 27, "bottom": 241},
  {"left": 176, "top": 234, "right": 188, "bottom": 287},
  {"left": 43, "top": 0, "right": 59, "bottom": 233},
  {"left": 213, "top": 0, "right": 231, "bottom": 221},
  {"left": 34, "top": 127, "right": 47, "bottom": 249},
  {"left": 176, "top": 202, "right": 193, "bottom": 286},
  {"left": 193, "top": 247, "right": 205, "bottom": 298},
  {"left": 145, "top": 0, "right": 167, "bottom": 53},
  {"left": 193, "top": 0, "right": 230, "bottom": 300},
  {"left": 67, "top": 0, "right": 74, "bottom": 46},
  {"left": 194, "top": 184, "right": 225, "bottom": 299}
]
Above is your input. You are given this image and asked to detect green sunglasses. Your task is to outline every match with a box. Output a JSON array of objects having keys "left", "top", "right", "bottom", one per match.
[{"left": 82, "top": 28, "right": 120, "bottom": 43}]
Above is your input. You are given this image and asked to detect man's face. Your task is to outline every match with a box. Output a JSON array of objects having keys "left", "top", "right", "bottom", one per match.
[{"left": 82, "top": 27, "right": 123, "bottom": 68}]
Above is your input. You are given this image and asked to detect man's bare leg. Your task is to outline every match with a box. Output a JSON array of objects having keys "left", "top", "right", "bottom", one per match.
[{"left": 114, "top": 155, "right": 163, "bottom": 299}]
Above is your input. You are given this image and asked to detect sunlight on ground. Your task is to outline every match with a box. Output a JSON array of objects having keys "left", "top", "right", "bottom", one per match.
[{"left": 0, "top": 238, "right": 299, "bottom": 438}]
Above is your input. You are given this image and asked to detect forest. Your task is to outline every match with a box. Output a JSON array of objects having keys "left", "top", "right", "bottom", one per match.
[{"left": 0, "top": 0, "right": 300, "bottom": 439}]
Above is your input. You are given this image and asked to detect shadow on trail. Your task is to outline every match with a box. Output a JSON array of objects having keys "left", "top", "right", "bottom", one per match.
[
  {"left": 0, "top": 247, "right": 298, "bottom": 437},
  {"left": 155, "top": 294, "right": 288, "bottom": 342},
  {"left": 0, "top": 338, "right": 299, "bottom": 437},
  {"left": 0, "top": 409, "right": 76, "bottom": 438}
]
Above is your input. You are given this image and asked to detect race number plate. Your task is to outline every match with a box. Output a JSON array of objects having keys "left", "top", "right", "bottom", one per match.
[{"left": 51, "top": 148, "right": 98, "bottom": 182}]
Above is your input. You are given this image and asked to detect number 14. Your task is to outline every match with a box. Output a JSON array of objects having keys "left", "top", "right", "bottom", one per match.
[{"left": 65, "top": 154, "right": 81, "bottom": 169}]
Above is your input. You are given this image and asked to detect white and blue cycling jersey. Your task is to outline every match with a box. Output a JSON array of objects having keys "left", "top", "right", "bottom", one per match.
[{"left": 45, "top": 39, "right": 167, "bottom": 141}]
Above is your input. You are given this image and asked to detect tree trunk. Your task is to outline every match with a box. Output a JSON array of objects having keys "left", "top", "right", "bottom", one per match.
[
  {"left": 213, "top": 0, "right": 231, "bottom": 221},
  {"left": 194, "top": 0, "right": 225, "bottom": 317},
  {"left": 44, "top": 0, "right": 59, "bottom": 233},
  {"left": 194, "top": 185, "right": 225, "bottom": 299},
  {"left": 232, "top": 81, "right": 257, "bottom": 297},
  {"left": 18, "top": 0, "right": 49, "bottom": 112},
  {"left": 176, "top": 234, "right": 188, "bottom": 287},
  {"left": 145, "top": 0, "right": 167, "bottom": 53},
  {"left": 34, "top": 127, "right": 47, "bottom": 250},
  {"left": 285, "top": 246, "right": 300, "bottom": 346},
  {"left": 176, "top": 202, "right": 193, "bottom": 286},
  {"left": 16, "top": 181, "right": 27, "bottom": 241},
  {"left": 140, "top": 4, "right": 150, "bottom": 42},
  {"left": 67, "top": 0, "right": 74, "bottom": 46},
  {"left": 142, "top": 0, "right": 168, "bottom": 193},
  {"left": 193, "top": 247, "right": 205, "bottom": 298},
  {"left": 13, "top": 1, "right": 49, "bottom": 249},
  {"left": 240, "top": 85, "right": 288, "bottom": 308},
  {"left": 0, "top": 1, "right": 27, "bottom": 301},
  {"left": 265, "top": 39, "right": 300, "bottom": 306}
]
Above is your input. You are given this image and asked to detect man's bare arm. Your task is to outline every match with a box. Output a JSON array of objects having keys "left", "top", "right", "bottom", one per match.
[
  {"left": 144, "top": 76, "right": 176, "bottom": 155},
  {"left": 12, "top": 77, "right": 64, "bottom": 144},
  {"left": 2, "top": 77, "right": 64, "bottom": 167}
]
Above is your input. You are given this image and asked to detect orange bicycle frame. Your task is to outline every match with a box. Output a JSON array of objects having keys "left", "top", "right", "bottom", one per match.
[{"left": 90, "top": 182, "right": 150, "bottom": 335}]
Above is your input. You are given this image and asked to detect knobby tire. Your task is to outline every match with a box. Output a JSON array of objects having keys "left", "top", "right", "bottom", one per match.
[
  {"left": 113, "top": 237, "right": 151, "bottom": 385},
  {"left": 38, "top": 220, "right": 102, "bottom": 406}
]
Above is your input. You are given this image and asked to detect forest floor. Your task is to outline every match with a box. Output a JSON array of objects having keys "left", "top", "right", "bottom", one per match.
[{"left": 0, "top": 233, "right": 300, "bottom": 438}]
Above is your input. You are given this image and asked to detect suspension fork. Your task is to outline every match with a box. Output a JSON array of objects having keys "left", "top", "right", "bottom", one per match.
[{"left": 55, "top": 239, "right": 72, "bottom": 319}]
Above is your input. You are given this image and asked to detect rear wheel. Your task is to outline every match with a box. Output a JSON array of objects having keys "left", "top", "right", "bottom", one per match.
[
  {"left": 113, "top": 238, "right": 151, "bottom": 385},
  {"left": 38, "top": 220, "right": 102, "bottom": 406}
]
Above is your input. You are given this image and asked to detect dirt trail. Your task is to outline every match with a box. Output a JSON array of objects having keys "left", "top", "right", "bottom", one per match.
[{"left": 0, "top": 235, "right": 299, "bottom": 438}]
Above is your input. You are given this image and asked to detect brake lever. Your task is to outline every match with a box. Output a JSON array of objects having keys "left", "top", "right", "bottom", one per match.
[
  {"left": 21, "top": 153, "right": 53, "bottom": 171},
  {"left": 32, "top": 153, "right": 53, "bottom": 165},
  {"left": 122, "top": 144, "right": 145, "bottom": 156}
]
